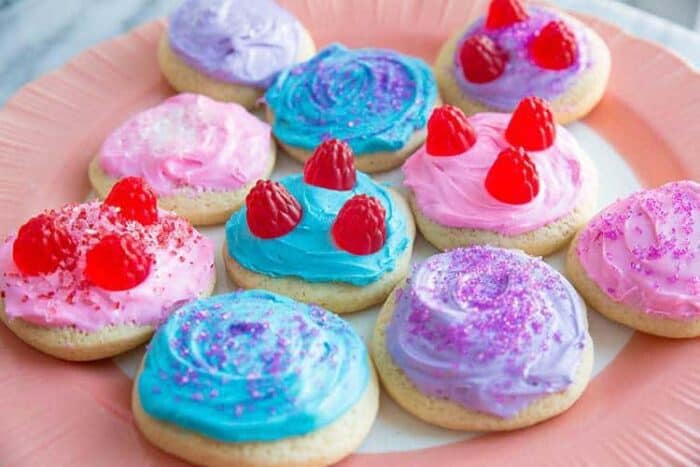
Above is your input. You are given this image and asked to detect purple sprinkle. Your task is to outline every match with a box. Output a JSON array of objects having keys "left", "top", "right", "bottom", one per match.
[{"left": 229, "top": 321, "right": 267, "bottom": 337}]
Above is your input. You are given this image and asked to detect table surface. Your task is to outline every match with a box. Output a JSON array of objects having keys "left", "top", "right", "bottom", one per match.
[{"left": 0, "top": 0, "right": 698, "bottom": 106}]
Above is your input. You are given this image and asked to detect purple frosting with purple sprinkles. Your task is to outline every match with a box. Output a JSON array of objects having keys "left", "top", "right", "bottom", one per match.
[
  {"left": 385, "top": 246, "right": 589, "bottom": 418},
  {"left": 452, "top": 6, "right": 592, "bottom": 111}
]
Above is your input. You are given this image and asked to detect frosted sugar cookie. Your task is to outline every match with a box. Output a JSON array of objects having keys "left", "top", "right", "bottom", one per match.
[
  {"left": 159, "top": 0, "right": 316, "bottom": 108},
  {"left": 0, "top": 178, "right": 215, "bottom": 360},
  {"left": 403, "top": 99, "right": 598, "bottom": 255},
  {"left": 133, "top": 290, "right": 378, "bottom": 467},
  {"left": 265, "top": 44, "right": 439, "bottom": 172},
  {"left": 224, "top": 140, "right": 415, "bottom": 313},
  {"left": 435, "top": 0, "right": 610, "bottom": 123},
  {"left": 568, "top": 181, "right": 700, "bottom": 338},
  {"left": 373, "top": 246, "right": 593, "bottom": 431},
  {"left": 90, "top": 93, "right": 275, "bottom": 225}
]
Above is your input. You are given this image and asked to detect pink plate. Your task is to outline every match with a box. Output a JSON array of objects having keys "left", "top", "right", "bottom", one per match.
[{"left": 0, "top": 0, "right": 699, "bottom": 464}]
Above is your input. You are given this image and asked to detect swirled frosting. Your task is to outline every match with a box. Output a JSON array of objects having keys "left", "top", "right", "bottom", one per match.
[
  {"left": 576, "top": 181, "right": 700, "bottom": 320},
  {"left": 226, "top": 173, "right": 410, "bottom": 286},
  {"left": 452, "top": 6, "right": 592, "bottom": 111},
  {"left": 137, "top": 290, "right": 369, "bottom": 441},
  {"left": 403, "top": 112, "right": 591, "bottom": 235},
  {"left": 386, "top": 247, "right": 588, "bottom": 418},
  {"left": 265, "top": 43, "right": 438, "bottom": 155},
  {"left": 0, "top": 202, "right": 215, "bottom": 332},
  {"left": 168, "top": 0, "right": 303, "bottom": 88},
  {"left": 98, "top": 93, "right": 272, "bottom": 196}
]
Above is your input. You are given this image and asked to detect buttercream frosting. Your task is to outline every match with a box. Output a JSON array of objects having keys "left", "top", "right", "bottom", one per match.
[
  {"left": 168, "top": 0, "right": 303, "bottom": 88},
  {"left": 98, "top": 93, "right": 272, "bottom": 196},
  {"left": 386, "top": 246, "right": 588, "bottom": 418},
  {"left": 403, "top": 112, "right": 590, "bottom": 235},
  {"left": 453, "top": 6, "right": 592, "bottom": 110},
  {"left": 265, "top": 43, "right": 438, "bottom": 155},
  {"left": 576, "top": 181, "right": 700, "bottom": 320},
  {"left": 225, "top": 173, "right": 410, "bottom": 286},
  {"left": 0, "top": 202, "right": 215, "bottom": 332},
  {"left": 138, "top": 290, "right": 369, "bottom": 441}
]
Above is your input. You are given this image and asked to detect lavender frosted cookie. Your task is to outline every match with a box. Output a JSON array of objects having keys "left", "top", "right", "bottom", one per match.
[
  {"left": 371, "top": 246, "right": 593, "bottom": 431},
  {"left": 434, "top": 0, "right": 610, "bottom": 123},
  {"left": 159, "top": 0, "right": 316, "bottom": 108}
]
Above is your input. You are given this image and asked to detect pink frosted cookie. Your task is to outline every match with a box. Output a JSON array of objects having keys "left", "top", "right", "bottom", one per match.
[
  {"left": 567, "top": 181, "right": 700, "bottom": 338},
  {"left": 403, "top": 98, "right": 598, "bottom": 256},
  {"left": 89, "top": 93, "right": 276, "bottom": 226},
  {"left": 0, "top": 178, "right": 216, "bottom": 360}
]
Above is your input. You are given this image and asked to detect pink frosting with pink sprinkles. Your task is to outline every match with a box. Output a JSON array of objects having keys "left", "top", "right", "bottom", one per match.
[
  {"left": 576, "top": 181, "right": 700, "bottom": 320},
  {"left": 0, "top": 202, "right": 215, "bottom": 332},
  {"left": 98, "top": 93, "right": 272, "bottom": 196}
]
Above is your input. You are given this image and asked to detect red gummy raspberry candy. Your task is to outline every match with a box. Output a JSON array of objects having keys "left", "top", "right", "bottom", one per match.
[
  {"left": 332, "top": 195, "right": 387, "bottom": 255},
  {"left": 246, "top": 180, "right": 302, "bottom": 239},
  {"left": 485, "top": 146, "right": 540, "bottom": 204},
  {"left": 505, "top": 96, "right": 556, "bottom": 150},
  {"left": 12, "top": 213, "right": 77, "bottom": 275},
  {"left": 426, "top": 105, "right": 477, "bottom": 156},
  {"left": 529, "top": 20, "right": 578, "bottom": 70},
  {"left": 486, "top": 0, "right": 528, "bottom": 29},
  {"left": 460, "top": 35, "right": 508, "bottom": 83},
  {"left": 85, "top": 234, "right": 152, "bottom": 291},
  {"left": 104, "top": 176, "right": 158, "bottom": 225},
  {"left": 304, "top": 139, "right": 356, "bottom": 190}
]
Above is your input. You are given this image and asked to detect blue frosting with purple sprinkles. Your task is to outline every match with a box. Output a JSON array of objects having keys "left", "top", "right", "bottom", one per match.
[
  {"left": 137, "top": 290, "right": 369, "bottom": 441},
  {"left": 265, "top": 43, "right": 437, "bottom": 154}
]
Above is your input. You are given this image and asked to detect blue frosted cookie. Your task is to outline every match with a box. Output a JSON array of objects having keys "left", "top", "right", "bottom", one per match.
[
  {"left": 223, "top": 141, "right": 415, "bottom": 313},
  {"left": 265, "top": 43, "right": 438, "bottom": 172},
  {"left": 133, "top": 290, "right": 379, "bottom": 466}
]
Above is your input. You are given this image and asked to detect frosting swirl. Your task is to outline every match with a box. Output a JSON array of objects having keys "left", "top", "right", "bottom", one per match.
[
  {"left": 265, "top": 43, "right": 438, "bottom": 155},
  {"left": 226, "top": 173, "right": 410, "bottom": 286},
  {"left": 386, "top": 247, "right": 588, "bottom": 418},
  {"left": 0, "top": 202, "right": 215, "bottom": 332},
  {"left": 403, "top": 112, "right": 591, "bottom": 235},
  {"left": 576, "top": 181, "right": 700, "bottom": 320},
  {"left": 452, "top": 7, "right": 592, "bottom": 110},
  {"left": 168, "top": 0, "right": 303, "bottom": 88},
  {"left": 98, "top": 94, "right": 272, "bottom": 196},
  {"left": 137, "top": 290, "right": 369, "bottom": 441}
]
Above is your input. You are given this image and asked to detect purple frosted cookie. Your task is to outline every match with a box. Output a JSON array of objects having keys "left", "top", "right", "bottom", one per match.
[
  {"left": 434, "top": 0, "right": 611, "bottom": 123},
  {"left": 372, "top": 246, "right": 594, "bottom": 431},
  {"left": 159, "top": 0, "right": 316, "bottom": 108}
]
